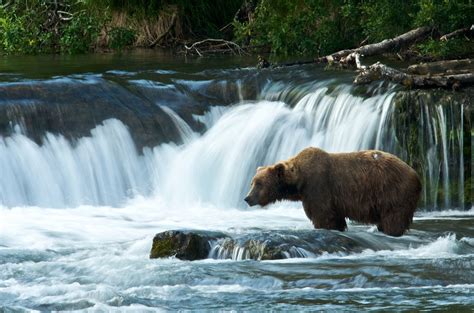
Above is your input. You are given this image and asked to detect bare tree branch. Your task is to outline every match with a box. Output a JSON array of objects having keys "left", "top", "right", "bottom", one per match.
[
  {"left": 317, "top": 26, "right": 432, "bottom": 63},
  {"left": 407, "top": 59, "right": 474, "bottom": 75},
  {"left": 354, "top": 61, "right": 474, "bottom": 89},
  {"left": 184, "top": 39, "right": 249, "bottom": 56},
  {"left": 440, "top": 25, "right": 474, "bottom": 41},
  {"left": 0, "top": 1, "right": 12, "bottom": 9}
]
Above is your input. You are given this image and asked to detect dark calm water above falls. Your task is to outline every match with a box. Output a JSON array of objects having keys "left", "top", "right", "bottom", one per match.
[{"left": 0, "top": 51, "right": 472, "bottom": 311}]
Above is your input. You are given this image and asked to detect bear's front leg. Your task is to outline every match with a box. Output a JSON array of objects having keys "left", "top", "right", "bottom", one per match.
[
  {"left": 303, "top": 202, "right": 347, "bottom": 232},
  {"left": 313, "top": 214, "right": 347, "bottom": 232}
]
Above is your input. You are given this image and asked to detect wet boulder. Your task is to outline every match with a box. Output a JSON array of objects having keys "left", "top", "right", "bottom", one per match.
[
  {"left": 210, "top": 230, "right": 366, "bottom": 260},
  {"left": 0, "top": 79, "right": 183, "bottom": 150},
  {"left": 150, "top": 230, "right": 228, "bottom": 260},
  {"left": 150, "top": 229, "right": 374, "bottom": 261}
]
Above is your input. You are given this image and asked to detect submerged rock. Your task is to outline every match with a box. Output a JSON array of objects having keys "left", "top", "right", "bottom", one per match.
[
  {"left": 150, "top": 229, "right": 376, "bottom": 261},
  {"left": 0, "top": 79, "right": 183, "bottom": 150},
  {"left": 209, "top": 230, "right": 366, "bottom": 260},
  {"left": 150, "top": 230, "right": 228, "bottom": 260}
]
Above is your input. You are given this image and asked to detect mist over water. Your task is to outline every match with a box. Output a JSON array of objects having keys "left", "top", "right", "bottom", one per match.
[{"left": 0, "top": 56, "right": 472, "bottom": 311}]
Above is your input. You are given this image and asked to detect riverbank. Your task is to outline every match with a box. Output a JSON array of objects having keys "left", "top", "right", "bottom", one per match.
[
  {"left": 0, "top": 1, "right": 241, "bottom": 55},
  {"left": 1, "top": 1, "right": 472, "bottom": 61}
]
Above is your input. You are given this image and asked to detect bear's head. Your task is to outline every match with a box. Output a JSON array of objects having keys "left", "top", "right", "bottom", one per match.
[{"left": 244, "top": 162, "right": 300, "bottom": 207}]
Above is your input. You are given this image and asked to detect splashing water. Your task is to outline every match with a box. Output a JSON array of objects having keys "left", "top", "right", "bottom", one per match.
[
  {"left": 0, "top": 82, "right": 397, "bottom": 208},
  {"left": 0, "top": 59, "right": 472, "bottom": 311}
]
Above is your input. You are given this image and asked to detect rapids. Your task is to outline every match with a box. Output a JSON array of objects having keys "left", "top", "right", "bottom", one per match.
[{"left": 0, "top": 52, "right": 472, "bottom": 311}]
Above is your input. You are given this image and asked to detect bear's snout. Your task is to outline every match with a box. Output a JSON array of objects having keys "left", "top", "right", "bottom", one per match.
[{"left": 244, "top": 195, "right": 257, "bottom": 206}]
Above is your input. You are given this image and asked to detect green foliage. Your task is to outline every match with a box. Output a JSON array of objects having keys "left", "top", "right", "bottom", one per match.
[
  {"left": 0, "top": 0, "right": 243, "bottom": 54},
  {"left": 0, "top": 6, "right": 54, "bottom": 54},
  {"left": 60, "top": 11, "right": 102, "bottom": 54},
  {"left": 234, "top": 0, "right": 364, "bottom": 56},
  {"left": 413, "top": 0, "right": 474, "bottom": 59},
  {"left": 109, "top": 27, "right": 136, "bottom": 50},
  {"left": 358, "top": 0, "right": 418, "bottom": 42},
  {"left": 235, "top": 0, "right": 474, "bottom": 57},
  {"left": 417, "top": 38, "right": 474, "bottom": 59},
  {"left": 2, "top": 0, "right": 472, "bottom": 56},
  {"left": 0, "top": 9, "right": 26, "bottom": 54},
  {"left": 0, "top": 1, "right": 104, "bottom": 55},
  {"left": 414, "top": 0, "right": 473, "bottom": 33}
]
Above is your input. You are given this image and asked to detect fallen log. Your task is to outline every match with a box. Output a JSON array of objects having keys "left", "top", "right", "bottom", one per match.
[
  {"left": 354, "top": 62, "right": 474, "bottom": 89},
  {"left": 317, "top": 26, "right": 432, "bottom": 64},
  {"left": 257, "top": 27, "right": 433, "bottom": 69},
  {"left": 440, "top": 25, "right": 474, "bottom": 41},
  {"left": 407, "top": 59, "right": 474, "bottom": 75}
]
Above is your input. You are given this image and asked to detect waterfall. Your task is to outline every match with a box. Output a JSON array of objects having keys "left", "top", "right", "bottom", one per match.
[
  {"left": 0, "top": 80, "right": 468, "bottom": 210},
  {"left": 155, "top": 84, "right": 396, "bottom": 208},
  {"left": 390, "top": 91, "right": 467, "bottom": 209},
  {"left": 0, "top": 120, "right": 149, "bottom": 207}
]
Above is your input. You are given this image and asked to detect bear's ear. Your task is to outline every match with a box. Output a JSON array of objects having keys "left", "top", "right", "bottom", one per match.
[{"left": 274, "top": 163, "right": 285, "bottom": 178}]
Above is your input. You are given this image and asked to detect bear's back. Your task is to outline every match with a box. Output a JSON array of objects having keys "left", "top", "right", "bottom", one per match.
[{"left": 328, "top": 150, "right": 421, "bottom": 223}]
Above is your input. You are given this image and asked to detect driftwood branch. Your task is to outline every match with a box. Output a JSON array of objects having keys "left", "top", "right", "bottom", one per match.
[
  {"left": 354, "top": 61, "right": 474, "bottom": 89},
  {"left": 440, "top": 25, "right": 474, "bottom": 41},
  {"left": 184, "top": 39, "right": 249, "bottom": 56},
  {"left": 407, "top": 59, "right": 474, "bottom": 75},
  {"left": 259, "top": 27, "right": 434, "bottom": 69},
  {"left": 317, "top": 26, "right": 432, "bottom": 63},
  {"left": 57, "top": 10, "right": 73, "bottom": 21},
  {"left": 255, "top": 26, "right": 473, "bottom": 90},
  {"left": 0, "top": 1, "right": 12, "bottom": 9}
]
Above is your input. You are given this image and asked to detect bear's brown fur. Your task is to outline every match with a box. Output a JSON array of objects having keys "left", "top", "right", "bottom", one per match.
[{"left": 244, "top": 147, "right": 422, "bottom": 237}]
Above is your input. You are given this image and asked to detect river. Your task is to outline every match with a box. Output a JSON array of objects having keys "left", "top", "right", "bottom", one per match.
[{"left": 0, "top": 51, "right": 472, "bottom": 311}]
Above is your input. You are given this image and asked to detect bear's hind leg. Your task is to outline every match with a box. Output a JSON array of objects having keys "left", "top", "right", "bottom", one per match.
[
  {"left": 377, "top": 224, "right": 384, "bottom": 233},
  {"left": 379, "top": 211, "right": 412, "bottom": 237},
  {"left": 332, "top": 216, "right": 347, "bottom": 232}
]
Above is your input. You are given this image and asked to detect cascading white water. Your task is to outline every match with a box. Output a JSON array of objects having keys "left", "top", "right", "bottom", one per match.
[
  {"left": 0, "top": 82, "right": 395, "bottom": 208},
  {"left": 0, "top": 120, "right": 149, "bottom": 207},
  {"left": 0, "top": 81, "right": 464, "bottom": 209},
  {"left": 155, "top": 84, "right": 396, "bottom": 208},
  {"left": 436, "top": 106, "right": 450, "bottom": 208}
]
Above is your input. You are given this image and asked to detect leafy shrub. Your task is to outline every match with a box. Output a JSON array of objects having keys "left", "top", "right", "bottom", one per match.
[
  {"left": 234, "top": 0, "right": 473, "bottom": 57},
  {"left": 0, "top": 10, "right": 25, "bottom": 54},
  {"left": 0, "top": 8, "right": 54, "bottom": 54},
  {"left": 234, "top": 0, "right": 363, "bottom": 56},
  {"left": 417, "top": 38, "right": 474, "bottom": 59},
  {"left": 109, "top": 27, "right": 136, "bottom": 50},
  {"left": 60, "top": 11, "right": 102, "bottom": 54},
  {"left": 358, "top": 0, "right": 418, "bottom": 42},
  {"left": 415, "top": 0, "right": 473, "bottom": 33}
]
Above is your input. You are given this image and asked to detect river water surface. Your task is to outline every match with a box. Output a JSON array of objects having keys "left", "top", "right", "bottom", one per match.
[{"left": 0, "top": 51, "right": 472, "bottom": 311}]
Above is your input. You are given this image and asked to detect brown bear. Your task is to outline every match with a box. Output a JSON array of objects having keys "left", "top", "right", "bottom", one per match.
[{"left": 244, "top": 147, "right": 422, "bottom": 237}]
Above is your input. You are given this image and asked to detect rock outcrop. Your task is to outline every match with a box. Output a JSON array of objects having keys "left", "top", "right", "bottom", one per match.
[
  {"left": 149, "top": 229, "right": 399, "bottom": 261},
  {"left": 150, "top": 230, "right": 228, "bottom": 260}
]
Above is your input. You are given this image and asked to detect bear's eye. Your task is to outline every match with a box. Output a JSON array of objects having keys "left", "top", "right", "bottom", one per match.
[{"left": 255, "top": 181, "right": 262, "bottom": 187}]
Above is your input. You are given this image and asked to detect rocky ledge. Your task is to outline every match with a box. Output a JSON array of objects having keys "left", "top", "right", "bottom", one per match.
[
  {"left": 149, "top": 229, "right": 410, "bottom": 261},
  {"left": 150, "top": 230, "right": 228, "bottom": 261}
]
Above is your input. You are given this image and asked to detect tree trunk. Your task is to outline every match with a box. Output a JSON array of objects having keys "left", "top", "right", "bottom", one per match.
[
  {"left": 354, "top": 62, "right": 474, "bottom": 89},
  {"left": 407, "top": 59, "right": 474, "bottom": 75},
  {"left": 317, "top": 26, "right": 432, "bottom": 63},
  {"left": 440, "top": 25, "right": 474, "bottom": 41}
]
